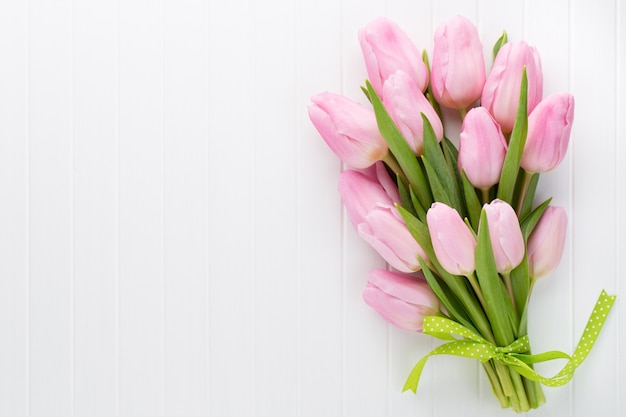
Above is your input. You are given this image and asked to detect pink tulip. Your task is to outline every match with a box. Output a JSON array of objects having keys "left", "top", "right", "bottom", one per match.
[
  {"left": 427, "top": 203, "right": 476, "bottom": 275},
  {"left": 527, "top": 206, "right": 567, "bottom": 279},
  {"left": 358, "top": 206, "right": 428, "bottom": 273},
  {"left": 363, "top": 269, "right": 439, "bottom": 332},
  {"left": 431, "top": 15, "right": 486, "bottom": 110},
  {"left": 482, "top": 200, "right": 524, "bottom": 273},
  {"left": 359, "top": 17, "right": 429, "bottom": 94},
  {"left": 520, "top": 93, "right": 575, "bottom": 173},
  {"left": 337, "top": 170, "right": 396, "bottom": 229},
  {"left": 309, "top": 92, "right": 387, "bottom": 169},
  {"left": 382, "top": 70, "right": 444, "bottom": 155},
  {"left": 458, "top": 107, "right": 508, "bottom": 189},
  {"left": 359, "top": 161, "right": 402, "bottom": 204},
  {"left": 481, "top": 41, "right": 543, "bottom": 133}
]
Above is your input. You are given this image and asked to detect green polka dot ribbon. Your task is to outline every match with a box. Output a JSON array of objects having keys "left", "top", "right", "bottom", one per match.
[{"left": 403, "top": 290, "right": 616, "bottom": 393}]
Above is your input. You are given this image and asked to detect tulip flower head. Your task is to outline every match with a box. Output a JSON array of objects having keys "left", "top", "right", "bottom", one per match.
[
  {"left": 358, "top": 206, "right": 428, "bottom": 273},
  {"left": 527, "top": 206, "right": 567, "bottom": 279},
  {"left": 481, "top": 41, "right": 543, "bottom": 133},
  {"left": 458, "top": 107, "right": 508, "bottom": 189},
  {"left": 521, "top": 93, "right": 575, "bottom": 173},
  {"left": 359, "top": 17, "right": 429, "bottom": 94},
  {"left": 337, "top": 169, "right": 396, "bottom": 229},
  {"left": 359, "top": 161, "right": 402, "bottom": 204},
  {"left": 309, "top": 92, "right": 388, "bottom": 169},
  {"left": 431, "top": 15, "right": 486, "bottom": 110},
  {"left": 482, "top": 199, "right": 525, "bottom": 273},
  {"left": 427, "top": 203, "right": 477, "bottom": 276},
  {"left": 363, "top": 269, "right": 439, "bottom": 332},
  {"left": 383, "top": 70, "right": 444, "bottom": 155}
]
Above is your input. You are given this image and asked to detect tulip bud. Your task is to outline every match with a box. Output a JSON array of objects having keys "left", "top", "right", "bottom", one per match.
[
  {"left": 309, "top": 93, "right": 388, "bottom": 169},
  {"left": 481, "top": 41, "right": 543, "bottom": 133},
  {"left": 431, "top": 15, "right": 486, "bottom": 110},
  {"left": 337, "top": 170, "right": 396, "bottom": 229},
  {"left": 527, "top": 206, "right": 567, "bottom": 279},
  {"left": 427, "top": 203, "right": 476, "bottom": 275},
  {"left": 359, "top": 161, "right": 402, "bottom": 204},
  {"left": 358, "top": 206, "right": 428, "bottom": 273},
  {"left": 363, "top": 269, "right": 439, "bottom": 332},
  {"left": 520, "top": 93, "right": 575, "bottom": 173},
  {"left": 359, "top": 17, "right": 429, "bottom": 94},
  {"left": 458, "top": 107, "right": 508, "bottom": 189},
  {"left": 482, "top": 199, "right": 524, "bottom": 273},
  {"left": 382, "top": 70, "right": 444, "bottom": 155}
]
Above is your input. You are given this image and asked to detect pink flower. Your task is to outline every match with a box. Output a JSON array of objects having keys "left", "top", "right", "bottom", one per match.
[
  {"left": 358, "top": 206, "right": 428, "bottom": 273},
  {"left": 481, "top": 41, "right": 543, "bottom": 133},
  {"left": 359, "top": 17, "right": 428, "bottom": 94},
  {"left": 337, "top": 170, "right": 396, "bottom": 229},
  {"left": 427, "top": 203, "right": 476, "bottom": 275},
  {"left": 359, "top": 161, "right": 402, "bottom": 204},
  {"left": 520, "top": 93, "right": 575, "bottom": 173},
  {"left": 431, "top": 15, "right": 486, "bottom": 110},
  {"left": 458, "top": 107, "right": 508, "bottom": 189},
  {"left": 363, "top": 269, "right": 439, "bottom": 332},
  {"left": 382, "top": 70, "right": 443, "bottom": 155},
  {"left": 482, "top": 200, "right": 524, "bottom": 273},
  {"left": 309, "top": 92, "right": 387, "bottom": 169},
  {"left": 527, "top": 206, "right": 567, "bottom": 279}
]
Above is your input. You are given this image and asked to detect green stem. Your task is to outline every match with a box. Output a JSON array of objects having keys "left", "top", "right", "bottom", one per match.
[
  {"left": 494, "top": 362, "right": 516, "bottom": 399},
  {"left": 523, "top": 377, "right": 540, "bottom": 409},
  {"left": 503, "top": 272, "right": 517, "bottom": 313},
  {"left": 480, "top": 187, "right": 490, "bottom": 205},
  {"left": 459, "top": 107, "right": 468, "bottom": 121},
  {"left": 482, "top": 362, "right": 509, "bottom": 408},
  {"left": 382, "top": 152, "right": 408, "bottom": 187},
  {"left": 509, "top": 369, "right": 530, "bottom": 412},
  {"left": 514, "top": 169, "right": 533, "bottom": 215},
  {"left": 535, "top": 379, "right": 546, "bottom": 406},
  {"left": 466, "top": 272, "right": 488, "bottom": 315}
]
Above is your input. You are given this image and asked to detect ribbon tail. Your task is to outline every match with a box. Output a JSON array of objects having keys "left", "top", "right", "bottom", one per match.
[
  {"left": 402, "top": 354, "right": 430, "bottom": 393},
  {"left": 501, "top": 290, "right": 616, "bottom": 387},
  {"left": 403, "top": 340, "right": 492, "bottom": 393}
]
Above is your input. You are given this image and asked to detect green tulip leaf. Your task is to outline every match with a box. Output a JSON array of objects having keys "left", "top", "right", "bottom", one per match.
[
  {"left": 409, "top": 185, "right": 427, "bottom": 222},
  {"left": 520, "top": 197, "right": 552, "bottom": 240},
  {"left": 511, "top": 256, "right": 531, "bottom": 334},
  {"left": 421, "top": 50, "right": 443, "bottom": 120},
  {"left": 492, "top": 30, "right": 508, "bottom": 61},
  {"left": 441, "top": 137, "right": 463, "bottom": 189},
  {"left": 360, "top": 85, "right": 371, "bottom": 103},
  {"left": 422, "top": 117, "right": 464, "bottom": 214},
  {"left": 517, "top": 172, "right": 540, "bottom": 220},
  {"left": 419, "top": 259, "right": 476, "bottom": 333},
  {"left": 421, "top": 156, "right": 453, "bottom": 207},
  {"left": 497, "top": 68, "right": 528, "bottom": 204},
  {"left": 397, "top": 175, "right": 417, "bottom": 218},
  {"left": 461, "top": 170, "right": 481, "bottom": 231},
  {"left": 475, "top": 210, "right": 516, "bottom": 346},
  {"left": 366, "top": 81, "right": 433, "bottom": 207}
]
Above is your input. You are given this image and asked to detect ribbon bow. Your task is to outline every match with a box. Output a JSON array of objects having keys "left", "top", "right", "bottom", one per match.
[{"left": 403, "top": 290, "right": 616, "bottom": 393}]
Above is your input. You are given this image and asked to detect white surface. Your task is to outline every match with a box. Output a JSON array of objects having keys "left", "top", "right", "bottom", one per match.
[{"left": 0, "top": 0, "right": 623, "bottom": 416}]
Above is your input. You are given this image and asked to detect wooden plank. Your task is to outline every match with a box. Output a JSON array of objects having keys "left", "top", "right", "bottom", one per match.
[
  {"left": 118, "top": 1, "right": 164, "bottom": 415},
  {"left": 0, "top": 2, "right": 29, "bottom": 416},
  {"left": 72, "top": 1, "right": 118, "bottom": 416},
  {"left": 28, "top": 1, "right": 73, "bottom": 416},
  {"left": 162, "top": 0, "right": 209, "bottom": 415}
]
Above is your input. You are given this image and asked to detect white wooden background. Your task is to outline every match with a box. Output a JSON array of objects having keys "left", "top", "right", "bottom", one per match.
[{"left": 0, "top": 0, "right": 623, "bottom": 416}]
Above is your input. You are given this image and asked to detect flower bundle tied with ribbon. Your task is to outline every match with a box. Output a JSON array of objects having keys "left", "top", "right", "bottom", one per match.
[{"left": 308, "top": 15, "right": 616, "bottom": 412}]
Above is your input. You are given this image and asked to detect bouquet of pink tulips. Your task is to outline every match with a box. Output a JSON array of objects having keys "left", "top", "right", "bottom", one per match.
[{"left": 309, "top": 15, "right": 616, "bottom": 412}]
